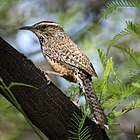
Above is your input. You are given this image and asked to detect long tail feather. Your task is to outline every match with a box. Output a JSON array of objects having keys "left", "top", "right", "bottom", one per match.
[{"left": 82, "top": 77, "right": 108, "bottom": 129}]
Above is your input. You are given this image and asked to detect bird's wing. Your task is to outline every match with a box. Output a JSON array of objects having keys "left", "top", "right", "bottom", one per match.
[{"left": 50, "top": 41, "right": 97, "bottom": 77}]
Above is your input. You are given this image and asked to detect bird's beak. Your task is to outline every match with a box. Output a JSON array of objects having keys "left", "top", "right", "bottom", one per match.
[{"left": 19, "top": 26, "right": 34, "bottom": 31}]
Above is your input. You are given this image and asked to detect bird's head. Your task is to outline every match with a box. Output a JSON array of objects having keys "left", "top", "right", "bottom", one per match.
[{"left": 19, "top": 21, "right": 65, "bottom": 43}]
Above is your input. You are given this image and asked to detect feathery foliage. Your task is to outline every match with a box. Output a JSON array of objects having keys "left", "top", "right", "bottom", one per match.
[
  {"left": 97, "top": 48, "right": 107, "bottom": 69},
  {"left": 98, "top": 1, "right": 140, "bottom": 138},
  {"left": 107, "top": 21, "right": 140, "bottom": 54},
  {"left": 68, "top": 113, "right": 92, "bottom": 140},
  {"left": 96, "top": 48, "right": 140, "bottom": 130},
  {"left": 114, "top": 45, "right": 140, "bottom": 66},
  {"left": 101, "top": 0, "right": 140, "bottom": 19},
  {"left": 97, "top": 49, "right": 120, "bottom": 98}
]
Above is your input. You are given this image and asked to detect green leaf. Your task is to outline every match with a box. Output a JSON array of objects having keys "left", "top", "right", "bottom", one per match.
[
  {"left": 103, "top": 96, "right": 118, "bottom": 108},
  {"left": 65, "top": 84, "right": 80, "bottom": 100},
  {"left": 101, "top": 0, "right": 140, "bottom": 19},
  {"left": 69, "top": 113, "right": 92, "bottom": 140},
  {"left": 8, "top": 82, "right": 38, "bottom": 89},
  {"left": 125, "top": 21, "right": 140, "bottom": 38},
  {"left": 115, "top": 45, "right": 140, "bottom": 66},
  {"left": 132, "top": 83, "right": 140, "bottom": 88},
  {"left": 107, "top": 21, "right": 140, "bottom": 54},
  {"left": 101, "top": 57, "right": 120, "bottom": 96},
  {"left": 97, "top": 48, "right": 107, "bottom": 69}
]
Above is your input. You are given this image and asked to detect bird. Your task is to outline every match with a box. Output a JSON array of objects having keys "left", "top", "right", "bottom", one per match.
[{"left": 19, "top": 21, "right": 108, "bottom": 129}]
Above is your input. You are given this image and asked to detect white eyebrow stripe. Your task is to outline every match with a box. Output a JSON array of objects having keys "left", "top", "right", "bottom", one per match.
[
  {"left": 45, "top": 22, "right": 59, "bottom": 26},
  {"left": 41, "top": 22, "right": 62, "bottom": 27}
]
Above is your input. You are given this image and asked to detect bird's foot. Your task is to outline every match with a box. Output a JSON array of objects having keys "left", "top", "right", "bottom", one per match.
[{"left": 37, "top": 66, "right": 51, "bottom": 85}]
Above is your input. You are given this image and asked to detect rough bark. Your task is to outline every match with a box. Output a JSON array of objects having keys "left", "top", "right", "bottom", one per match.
[{"left": 0, "top": 36, "right": 110, "bottom": 140}]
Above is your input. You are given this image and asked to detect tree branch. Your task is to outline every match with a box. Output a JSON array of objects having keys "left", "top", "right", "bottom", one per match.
[{"left": 0, "top": 36, "right": 110, "bottom": 140}]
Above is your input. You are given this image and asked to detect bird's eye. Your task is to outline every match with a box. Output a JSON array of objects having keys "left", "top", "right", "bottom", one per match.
[{"left": 42, "top": 24, "right": 47, "bottom": 29}]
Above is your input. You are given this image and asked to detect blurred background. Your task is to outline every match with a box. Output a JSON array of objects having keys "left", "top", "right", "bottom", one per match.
[{"left": 0, "top": 0, "right": 140, "bottom": 140}]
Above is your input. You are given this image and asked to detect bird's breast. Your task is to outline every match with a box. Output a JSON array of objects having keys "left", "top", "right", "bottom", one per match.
[{"left": 46, "top": 57, "right": 77, "bottom": 82}]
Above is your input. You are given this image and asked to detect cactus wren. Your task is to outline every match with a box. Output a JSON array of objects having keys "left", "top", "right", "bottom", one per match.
[{"left": 20, "top": 21, "right": 108, "bottom": 129}]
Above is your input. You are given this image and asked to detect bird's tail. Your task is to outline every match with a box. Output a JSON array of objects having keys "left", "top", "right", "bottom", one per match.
[{"left": 81, "top": 76, "right": 108, "bottom": 129}]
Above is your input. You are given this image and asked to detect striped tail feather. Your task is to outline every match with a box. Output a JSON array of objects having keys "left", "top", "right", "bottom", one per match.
[{"left": 81, "top": 77, "right": 108, "bottom": 129}]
